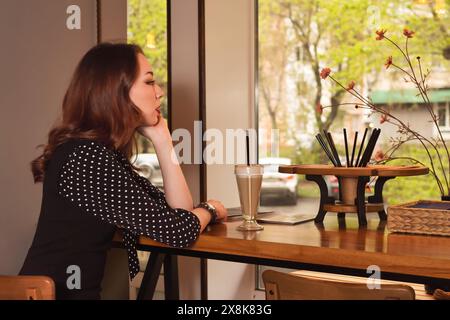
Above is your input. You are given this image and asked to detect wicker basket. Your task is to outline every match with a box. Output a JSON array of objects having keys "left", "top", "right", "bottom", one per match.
[{"left": 387, "top": 200, "right": 450, "bottom": 236}]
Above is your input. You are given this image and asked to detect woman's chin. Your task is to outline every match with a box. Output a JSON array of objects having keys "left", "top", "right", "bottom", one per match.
[
  {"left": 153, "top": 114, "right": 161, "bottom": 126},
  {"left": 138, "top": 116, "right": 159, "bottom": 128}
]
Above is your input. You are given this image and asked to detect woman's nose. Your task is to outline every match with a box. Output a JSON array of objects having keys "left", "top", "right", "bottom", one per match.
[{"left": 155, "top": 85, "right": 164, "bottom": 99}]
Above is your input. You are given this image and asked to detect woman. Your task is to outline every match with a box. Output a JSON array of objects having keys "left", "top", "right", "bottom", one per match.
[{"left": 19, "top": 43, "right": 227, "bottom": 299}]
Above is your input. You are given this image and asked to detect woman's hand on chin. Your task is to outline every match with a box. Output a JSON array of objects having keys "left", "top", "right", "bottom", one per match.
[{"left": 137, "top": 115, "right": 172, "bottom": 146}]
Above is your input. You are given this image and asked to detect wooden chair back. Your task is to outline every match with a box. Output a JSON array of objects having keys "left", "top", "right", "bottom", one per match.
[
  {"left": 262, "top": 270, "right": 415, "bottom": 300},
  {"left": 0, "top": 275, "right": 55, "bottom": 300}
]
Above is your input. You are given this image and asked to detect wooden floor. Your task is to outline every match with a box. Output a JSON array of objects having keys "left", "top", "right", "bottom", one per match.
[{"left": 290, "top": 270, "right": 435, "bottom": 300}]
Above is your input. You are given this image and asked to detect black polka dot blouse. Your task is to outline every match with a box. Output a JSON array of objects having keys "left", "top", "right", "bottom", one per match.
[{"left": 19, "top": 138, "right": 201, "bottom": 299}]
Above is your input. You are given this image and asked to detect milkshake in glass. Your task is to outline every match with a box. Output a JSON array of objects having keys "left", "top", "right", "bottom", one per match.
[{"left": 235, "top": 164, "right": 264, "bottom": 231}]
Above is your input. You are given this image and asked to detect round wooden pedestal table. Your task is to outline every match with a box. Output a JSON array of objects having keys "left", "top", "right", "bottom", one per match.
[{"left": 278, "top": 164, "right": 429, "bottom": 226}]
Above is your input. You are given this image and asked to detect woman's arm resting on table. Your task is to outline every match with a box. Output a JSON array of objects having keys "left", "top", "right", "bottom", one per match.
[
  {"left": 138, "top": 116, "right": 228, "bottom": 231},
  {"left": 139, "top": 117, "right": 193, "bottom": 211},
  {"left": 57, "top": 141, "right": 200, "bottom": 247}
]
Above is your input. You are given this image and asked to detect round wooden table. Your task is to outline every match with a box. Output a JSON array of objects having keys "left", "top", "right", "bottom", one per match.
[{"left": 279, "top": 164, "right": 429, "bottom": 226}]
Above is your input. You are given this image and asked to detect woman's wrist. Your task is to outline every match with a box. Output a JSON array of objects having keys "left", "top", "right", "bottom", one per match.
[
  {"left": 192, "top": 207, "right": 213, "bottom": 232},
  {"left": 151, "top": 134, "right": 173, "bottom": 151},
  {"left": 195, "top": 202, "right": 217, "bottom": 224},
  {"left": 153, "top": 139, "right": 179, "bottom": 167}
]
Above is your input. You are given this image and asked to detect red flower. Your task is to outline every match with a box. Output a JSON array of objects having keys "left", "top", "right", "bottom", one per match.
[
  {"left": 380, "top": 114, "right": 388, "bottom": 124},
  {"left": 375, "top": 29, "right": 387, "bottom": 40},
  {"left": 403, "top": 28, "right": 415, "bottom": 38},
  {"left": 346, "top": 81, "right": 355, "bottom": 90},
  {"left": 374, "top": 150, "right": 386, "bottom": 161},
  {"left": 320, "top": 67, "right": 331, "bottom": 79},
  {"left": 384, "top": 56, "right": 393, "bottom": 69},
  {"left": 316, "top": 103, "right": 323, "bottom": 115}
]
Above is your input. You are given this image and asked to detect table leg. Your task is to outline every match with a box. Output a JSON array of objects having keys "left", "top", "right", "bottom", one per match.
[
  {"left": 306, "top": 174, "right": 335, "bottom": 223},
  {"left": 356, "top": 177, "right": 370, "bottom": 226},
  {"left": 338, "top": 217, "right": 346, "bottom": 229},
  {"left": 368, "top": 176, "right": 395, "bottom": 221},
  {"left": 201, "top": 258, "right": 208, "bottom": 300},
  {"left": 163, "top": 255, "right": 180, "bottom": 300},
  {"left": 137, "top": 252, "right": 165, "bottom": 300},
  {"left": 337, "top": 177, "right": 346, "bottom": 219}
]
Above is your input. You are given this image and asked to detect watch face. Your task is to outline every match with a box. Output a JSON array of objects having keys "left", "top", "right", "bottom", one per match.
[{"left": 204, "top": 203, "right": 217, "bottom": 221}]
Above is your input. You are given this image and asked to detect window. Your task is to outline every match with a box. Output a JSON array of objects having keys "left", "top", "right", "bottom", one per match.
[
  {"left": 257, "top": 0, "right": 450, "bottom": 206},
  {"left": 127, "top": 0, "right": 168, "bottom": 300},
  {"left": 128, "top": 0, "right": 168, "bottom": 155},
  {"left": 256, "top": 0, "right": 449, "bottom": 291},
  {"left": 437, "top": 102, "right": 450, "bottom": 130},
  {"left": 127, "top": 0, "right": 168, "bottom": 190}
]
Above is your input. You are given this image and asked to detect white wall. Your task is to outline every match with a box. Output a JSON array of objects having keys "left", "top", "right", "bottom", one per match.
[
  {"left": 0, "top": 0, "right": 131, "bottom": 299},
  {"left": 0, "top": 0, "right": 97, "bottom": 276},
  {"left": 204, "top": 0, "right": 259, "bottom": 300}
]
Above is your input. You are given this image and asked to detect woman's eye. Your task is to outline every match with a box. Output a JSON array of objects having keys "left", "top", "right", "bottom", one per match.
[{"left": 146, "top": 80, "right": 155, "bottom": 85}]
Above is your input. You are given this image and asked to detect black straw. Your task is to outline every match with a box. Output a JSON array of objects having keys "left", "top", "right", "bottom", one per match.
[
  {"left": 355, "top": 128, "right": 368, "bottom": 167},
  {"left": 246, "top": 130, "right": 250, "bottom": 166},
  {"left": 359, "top": 128, "right": 381, "bottom": 167},
  {"left": 350, "top": 131, "right": 358, "bottom": 167},
  {"left": 343, "top": 128, "right": 350, "bottom": 167},
  {"left": 358, "top": 130, "right": 374, "bottom": 167},
  {"left": 316, "top": 134, "right": 337, "bottom": 166},
  {"left": 368, "top": 129, "right": 381, "bottom": 166},
  {"left": 325, "top": 130, "right": 342, "bottom": 167}
]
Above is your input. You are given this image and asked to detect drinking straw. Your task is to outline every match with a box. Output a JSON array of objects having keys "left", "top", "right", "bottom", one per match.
[
  {"left": 359, "top": 128, "right": 381, "bottom": 167},
  {"left": 246, "top": 130, "right": 250, "bottom": 166},
  {"left": 316, "top": 135, "right": 333, "bottom": 165},
  {"left": 318, "top": 134, "right": 337, "bottom": 166},
  {"left": 370, "top": 129, "right": 382, "bottom": 162},
  {"left": 355, "top": 128, "right": 368, "bottom": 167},
  {"left": 343, "top": 128, "right": 350, "bottom": 167},
  {"left": 358, "top": 129, "right": 375, "bottom": 167},
  {"left": 322, "top": 130, "right": 335, "bottom": 164},
  {"left": 368, "top": 128, "right": 381, "bottom": 165},
  {"left": 325, "top": 130, "right": 342, "bottom": 167},
  {"left": 316, "top": 134, "right": 337, "bottom": 166},
  {"left": 350, "top": 131, "right": 358, "bottom": 167}
]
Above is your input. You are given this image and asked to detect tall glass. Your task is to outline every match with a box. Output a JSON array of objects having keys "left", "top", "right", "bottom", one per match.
[{"left": 235, "top": 164, "right": 264, "bottom": 231}]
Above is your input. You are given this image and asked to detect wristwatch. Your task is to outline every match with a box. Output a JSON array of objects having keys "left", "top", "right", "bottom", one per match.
[{"left": 195, "top": 202, "right": 218, "bottom": 224}]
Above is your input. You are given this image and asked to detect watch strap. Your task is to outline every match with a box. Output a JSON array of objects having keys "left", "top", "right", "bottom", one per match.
[{"left": 195, "top": 202, "right": 218, "bottom": 224}]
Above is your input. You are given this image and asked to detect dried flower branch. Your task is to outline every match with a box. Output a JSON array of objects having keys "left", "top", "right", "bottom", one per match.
[{"left": 320, "top": 29, "right": 450, "bottom": 196}]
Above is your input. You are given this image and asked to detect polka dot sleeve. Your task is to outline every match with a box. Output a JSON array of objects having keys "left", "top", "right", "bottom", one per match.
[
  {"left": 56, "top": 141, "right": 201, "bottom": 278},
  {"left": 129, "top": 170, "right": 168, "bottom": 206}
]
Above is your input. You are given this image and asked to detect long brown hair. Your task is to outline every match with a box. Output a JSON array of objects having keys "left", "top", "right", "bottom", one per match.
[{"left": 31, "top": 43, "right": 145, "bottom": 183}]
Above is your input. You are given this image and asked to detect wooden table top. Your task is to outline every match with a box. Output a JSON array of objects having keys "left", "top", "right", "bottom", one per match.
[
  {"left": 279, "top": 164, "right": 429, "bottom": 177},
  {"left": 115, "top": 214, "right": 450, "bottom": 282}
]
